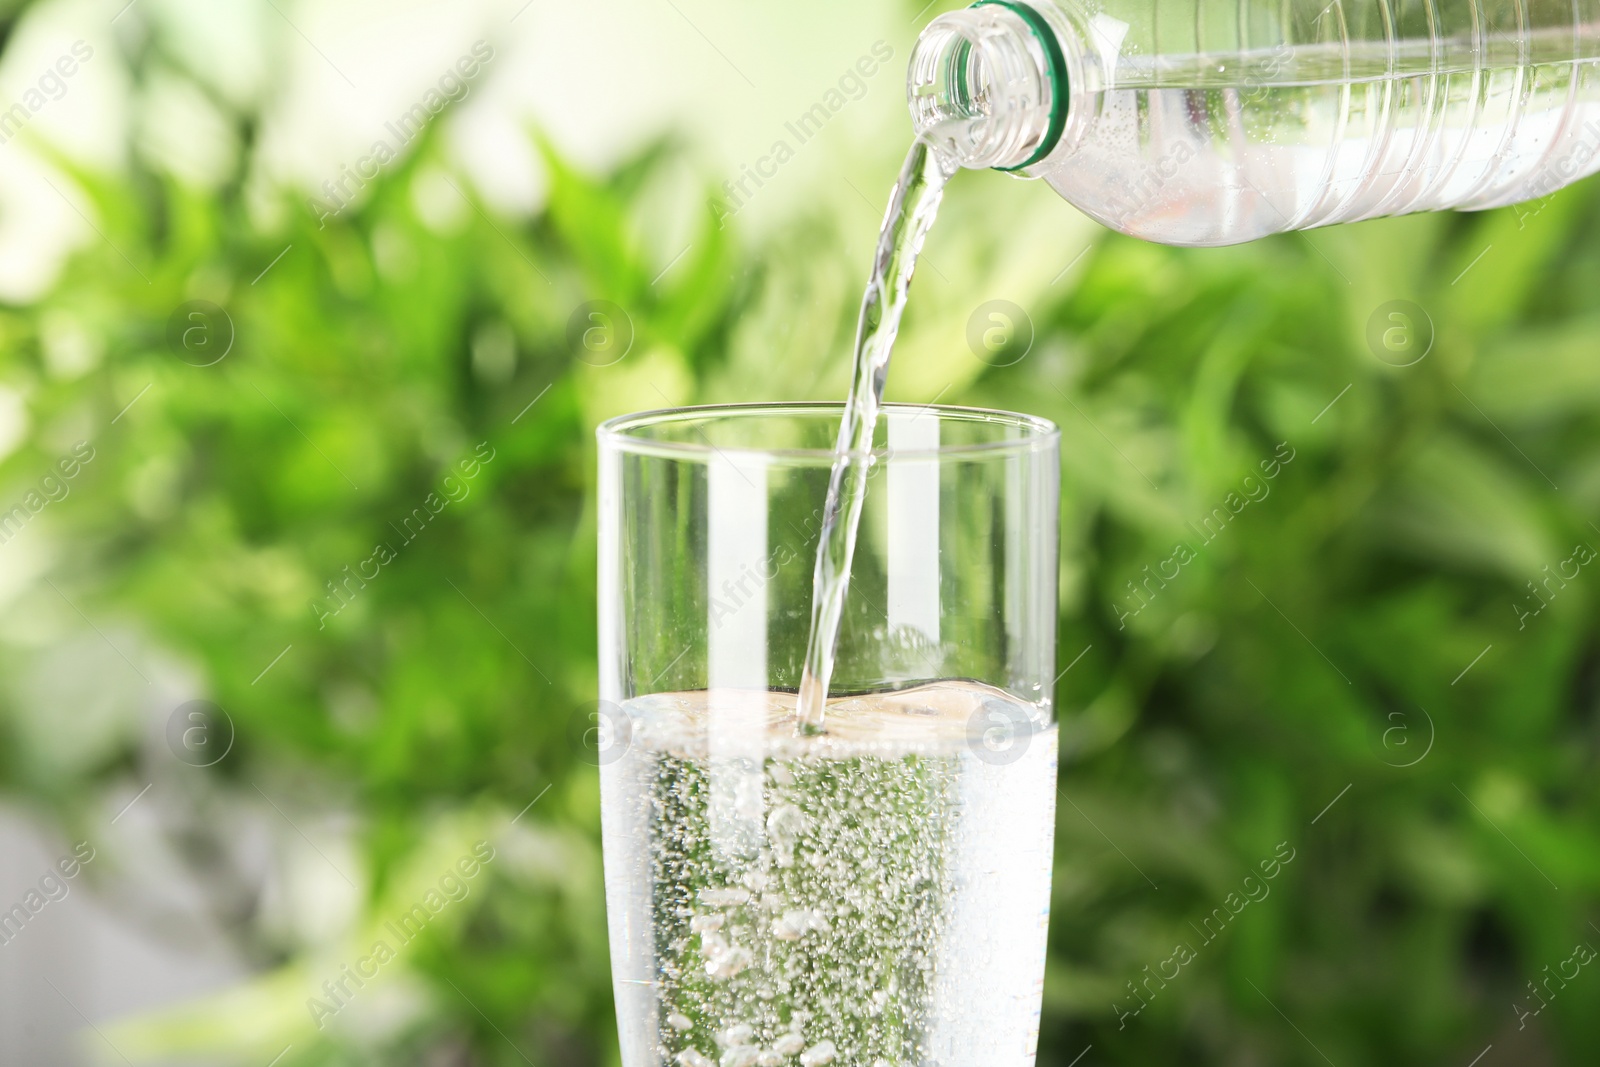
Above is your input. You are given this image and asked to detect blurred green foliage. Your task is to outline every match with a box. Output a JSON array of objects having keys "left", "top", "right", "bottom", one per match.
[{"left": 4, "top": 4, "right": 1600, "bottom": 1066}]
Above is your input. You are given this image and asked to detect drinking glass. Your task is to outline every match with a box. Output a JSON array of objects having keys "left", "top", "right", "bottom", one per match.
[{"left": 595, "top": 403, "right": 1060, "bottom": 1067}]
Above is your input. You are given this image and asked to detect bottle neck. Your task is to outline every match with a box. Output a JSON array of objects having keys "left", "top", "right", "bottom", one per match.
[{"left": 906, "top": 0, "right": 1068, "bottom": 171}]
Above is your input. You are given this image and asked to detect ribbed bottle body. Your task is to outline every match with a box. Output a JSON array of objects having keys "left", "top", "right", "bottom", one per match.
[{"left": 1027, "top": 0, "right": 1600, "bottom": 245}]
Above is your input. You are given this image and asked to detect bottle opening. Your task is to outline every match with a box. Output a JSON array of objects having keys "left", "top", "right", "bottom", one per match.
[{"left": 906, "top": 1, "right": 1066, "bottom": 171}]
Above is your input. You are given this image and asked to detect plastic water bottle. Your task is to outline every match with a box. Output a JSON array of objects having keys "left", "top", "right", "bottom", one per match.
[{"left": 908, "top": 0, "right": 1600, "bottom": 245}]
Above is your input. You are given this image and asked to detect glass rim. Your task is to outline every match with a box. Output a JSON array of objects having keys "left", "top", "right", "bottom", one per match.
[{"left": 596, "top": 402, "right": 1061, "bottom": 462}]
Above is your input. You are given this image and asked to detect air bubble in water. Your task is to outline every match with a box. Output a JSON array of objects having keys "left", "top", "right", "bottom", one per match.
[
  {"left": 718, "top": 1024, "right": 755, "bottom": 1048},
  {"left": 771, "top": 1033, "right": 805, "bottom": 1055},
  {"left": 799, "top": 1040, "right": 837, "bottom": 1066},
  {"left": 699, "top": 887, "right": 752, "bottom": 906},
  {"left": 767, "top": 803, "right": 806, "bottom": 867},
  {"left": 773, "top": 908, "right": 832, "bottom": 940},
  {"left": 705, "top": 943, "right": 753, "bottom": 979},
  {"left": 609, "top": 684, "right": 1059, "bottom": 1067},
  {"left": 690, "top": 913, "right": 725, "bottom": 934},
  {"left": 773, "top": 911, "right": 810, "bottom": 941}
]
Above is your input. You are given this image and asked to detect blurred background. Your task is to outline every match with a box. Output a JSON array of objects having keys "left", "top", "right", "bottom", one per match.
[{"left": 1, "top": 0, "right": 1598, "bottom": 1063}]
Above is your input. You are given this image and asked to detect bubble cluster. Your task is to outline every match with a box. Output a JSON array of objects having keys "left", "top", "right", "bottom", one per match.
[{"left": 605, "top": 682, "right": 1058, "bottom": 1066}]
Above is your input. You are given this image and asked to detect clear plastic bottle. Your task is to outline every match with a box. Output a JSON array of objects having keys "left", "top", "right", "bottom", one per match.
[{"left": 908, "top": 0, "right": 1600, "bottom": 245}]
